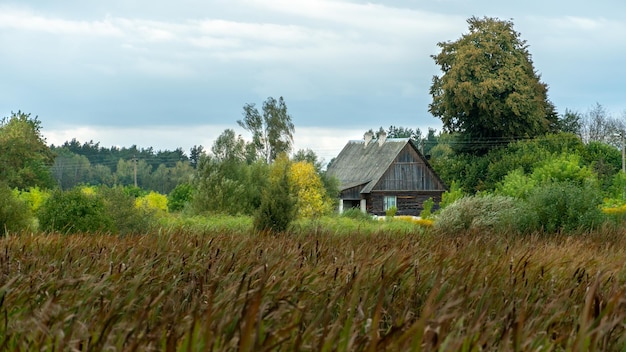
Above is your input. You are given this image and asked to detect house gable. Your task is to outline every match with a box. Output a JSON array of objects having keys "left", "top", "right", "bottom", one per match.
[{"left": 371, "top": 142, "right": 446, "bottom": 192}]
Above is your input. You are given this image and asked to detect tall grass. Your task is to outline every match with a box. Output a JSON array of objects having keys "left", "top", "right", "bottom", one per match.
[{"left": 1, "top": 227, "right": 625, "bottom": 350}]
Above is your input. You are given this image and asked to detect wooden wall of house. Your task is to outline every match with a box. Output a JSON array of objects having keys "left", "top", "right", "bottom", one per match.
[
  {"left": 339, "top": 185, "right": 364, "bottom": 200},
  {"left": 367, "top": 191, "right": 443, "bottom": 216},
  {"left": 373, "top": 144, "right": 445, "bottom": 192}
]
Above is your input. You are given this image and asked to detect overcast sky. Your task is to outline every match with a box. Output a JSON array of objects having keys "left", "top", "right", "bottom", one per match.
[{"left": 1, "top": 0, "right": 625, "bottom": 162}]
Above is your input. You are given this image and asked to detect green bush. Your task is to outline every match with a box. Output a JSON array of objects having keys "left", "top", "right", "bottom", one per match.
[
  {"left": 526, "top": 182, "right": 605, "bottom": 233},
  {"left": 38, "top": 188, "right": 114, "bottom": 234},
  {"left": 0, "top": 182, "right": 32, "bottom": 234},
  {"left": 496, "top": 168, "right": 537, "bottom": 199},
  {"left": 167, "top": 183, "right": 193, "bottom": 212},
  {"left": 385, "top": 206, "right": 398, "bottom": 218},
  {"left": 98, "top": 186, "right": 154, "bottom": 235},
  {"left": 433, "top": 194, "right": 536, "bottom": 235},
  {"left": 420, "top": 197, "right": 434, "bottom": 219},
  {"left": 254, "top": 156, "right": 296, "bottom": 234},
  {"left": 340, "top": 208, "right": 372, "bottom": 221},
  {"left": 440, "top": 180, "right": 464, "bottom": 209}
]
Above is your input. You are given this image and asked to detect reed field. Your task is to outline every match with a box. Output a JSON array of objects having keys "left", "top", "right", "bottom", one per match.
[{"left": 1, "top": 220, "right": 626, "bottom": 351}]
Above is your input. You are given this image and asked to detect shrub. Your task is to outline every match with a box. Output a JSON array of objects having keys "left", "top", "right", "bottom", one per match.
[
  {"left": 99, "top": 186, "right": 154, "bottom": 235},
  {"left": 420, "top": 197, "right": 434, "bottom": 219},
  {"left": 526, "top": 182, "right": 605, "bottom": 233},
  {"left": 496, "top": 168, "right": 537, "bottom": 199},
  {"left": 135, "top": 191, "right": 168, "bottom": 214},
  {"left": 0, "top": 182, "right": 32, "bottom": 234},
  {"left": 289, "top": 161, "right": 333, "bottom": 218},
  {"left": 167, "top": 183, "right": 193, "bottom": 212},
  {"left": 531, "top": 154, "right": 595, "bottom": 187},
  {"left": 385, "top": 206, "right": 398, "bottom": 218},
  {"left": 254, "top": 155, "right": 296, "bottom": 234},
  {"left": 606, "top": 171, "right": 626, "bottom": 204},
  {"left": 38, "top": 188, "right": 113, "bottom": 234},
  {"left": 440, "top": 180, "right": 463, "bottom": 209},
  {"left": 341, "top": 208, "right": 372, "bottom": 221},
  {"left": 14, "top": 186, "right": 50, "bottom": 213},
  {"left": 434, "top": 194, "right": 535, "bottom": 235},
  {"left": 602, "top": 204, "right": 626, "bottom": 224}
]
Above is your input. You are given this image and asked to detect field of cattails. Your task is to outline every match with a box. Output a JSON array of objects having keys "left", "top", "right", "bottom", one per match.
[{"left": 1, "top": 225, "right": 626, "bottom": 351}]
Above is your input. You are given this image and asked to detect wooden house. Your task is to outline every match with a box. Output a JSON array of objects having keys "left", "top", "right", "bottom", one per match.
[{"left": 326, "top": 132, "right": 447, "bottom": 216}]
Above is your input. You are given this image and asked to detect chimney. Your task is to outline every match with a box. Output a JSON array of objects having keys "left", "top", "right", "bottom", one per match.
[
  {"left": 377, "top": 131, "right": 387, "bottom": 146},
  {"left": 364, "top": 132, "right": 373, "bottom": 147}
]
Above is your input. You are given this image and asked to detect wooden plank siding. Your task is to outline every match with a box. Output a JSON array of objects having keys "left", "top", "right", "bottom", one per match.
[
  {"left": 340, "top": 184, "right": 366, "bottom": 200},
  {"left": 367, "top": 191, "right": 443, "bottom": 216},
  {"left": 373, "top": 144, "right": 445, "bottom": 192}
]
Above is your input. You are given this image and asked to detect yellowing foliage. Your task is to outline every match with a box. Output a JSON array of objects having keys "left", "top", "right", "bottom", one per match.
[
  {"left": 602, "top": 204, "right": 626, "bottom": 216},
  {"left": 289, "top": 161, "right": 332, "bottom": 218},
  {"left": 14, "top": 186, "right": 50, "bottom": 213},
  {"left": 79, "top": 186, "right": 97, "bottom": 196},
  {"left": 135, "top": 191, "right": 168, "bottom": 213},
  {"left": 392, "top": 215, "right": 434, "bottom": 227}
]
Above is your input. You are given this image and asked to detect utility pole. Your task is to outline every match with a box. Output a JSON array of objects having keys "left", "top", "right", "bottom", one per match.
[
  {"left": 622, "top": 130, "right": 626, "bottom": 173},
  {"left": 133, "top": 155, "right": 138, "bottom": 187}
]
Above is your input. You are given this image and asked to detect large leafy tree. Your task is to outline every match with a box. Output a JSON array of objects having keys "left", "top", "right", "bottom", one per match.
[
  {"left": 289, "top": 161, "right": 333, "bottom": 218},
  {"left": 0, "top": 111, "right": 55, "bottom": 189},
  {"left": 238, "top": 96, "right": 295, "bottom": 163},
  {"left": 429, "top": 17, "right": 557, "bottom": 154},
  {"left": 211, "top": 129, "right": 247, "bottom": 162}
]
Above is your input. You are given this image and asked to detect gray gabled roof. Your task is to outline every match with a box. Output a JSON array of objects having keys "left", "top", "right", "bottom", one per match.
[{"left": 326, "top": 138, "right": 411, "bottom": 193}]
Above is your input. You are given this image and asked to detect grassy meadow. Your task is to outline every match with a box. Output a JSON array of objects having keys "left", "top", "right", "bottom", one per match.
[{"left": 1, "top": 217, "right": 626, "bottom": 351}]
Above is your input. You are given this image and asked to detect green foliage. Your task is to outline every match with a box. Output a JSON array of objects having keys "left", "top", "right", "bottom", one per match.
[
  {"left": 419, "top": 197, "right": 434, "bottom": 219},
  {"left": 253, "top": 155, "right": 296, "bottom": 234},
  {"left": 123, "top": 185, "right": 147, "bottom": 198},
  {"left": 167, "top": 183, "right": 193, "bottom": 212},
  {"left": 98, "top": 186, "right": 154, "bottom": 235},
  {"left": 429, "top": 17, "right": 557, "bottom": 154},
  {"left": 526, "top": 182, "right": 604, "bottom": 233},
  {"left": 557, "top": 109, "right": 583, "bottom": 135},
  {"left": 14, "top": 186, "right": 50, "bottom": 213},
  {"left": 434, "top": 194, "right": 536, "bottom": 235},
  {"left": 293, "top": 148, "right": 324, "bottom": 173},
  {"left": 340, "top": 208, "right": 372, "bottom": 221},
  {"left": 50, "top": 148, "right": 92, "bottom": 190},
  {"left": 431, "top": 132, "right": 589, "bottom": 194},
  {"left": 440, "top": 180, "right": 464, "bottom": 208},
  {"left": 530, "top": 154, "right": 595, "bottom": 186},
  {"left": 496, "top": 168, "right": 537, "bottom": 198},
  {"left": 0, "top": 111, "right": 55, "bottom": 189},
  {"left": 38, "top": 188, "right": 114, "bottom": 234},
  {"left": 385, "top": 206, "right": 398, "bottom": 218},
  {"left": 0, "top": 182, "right": 32, "bottom": 234},
  {"left": 191, "top": 157, "right": 268, "bottom": 215},
  {"left": 50, "top": 140, "right": 194, "bottom": 193},
  {"left": 607, "top": 172, "right": 626, "bottom": 203},
  {"left": 238, "top": 96, "right": 295, "bottom": 163},
  {"left": 211, "top": 129, "right": 247, "bottom": 162},
  {"left": 583, "top": 141, "right": 621, "bottom": 191}
]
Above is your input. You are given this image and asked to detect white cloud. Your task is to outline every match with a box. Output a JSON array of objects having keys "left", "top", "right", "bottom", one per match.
[{"left": 0, "top": 6, "right": 123, "bottom": 36}]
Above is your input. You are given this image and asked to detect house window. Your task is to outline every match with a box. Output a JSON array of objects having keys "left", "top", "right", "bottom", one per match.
[{"left": 383, "top": 196, "right": 397, "bottom": 211}]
